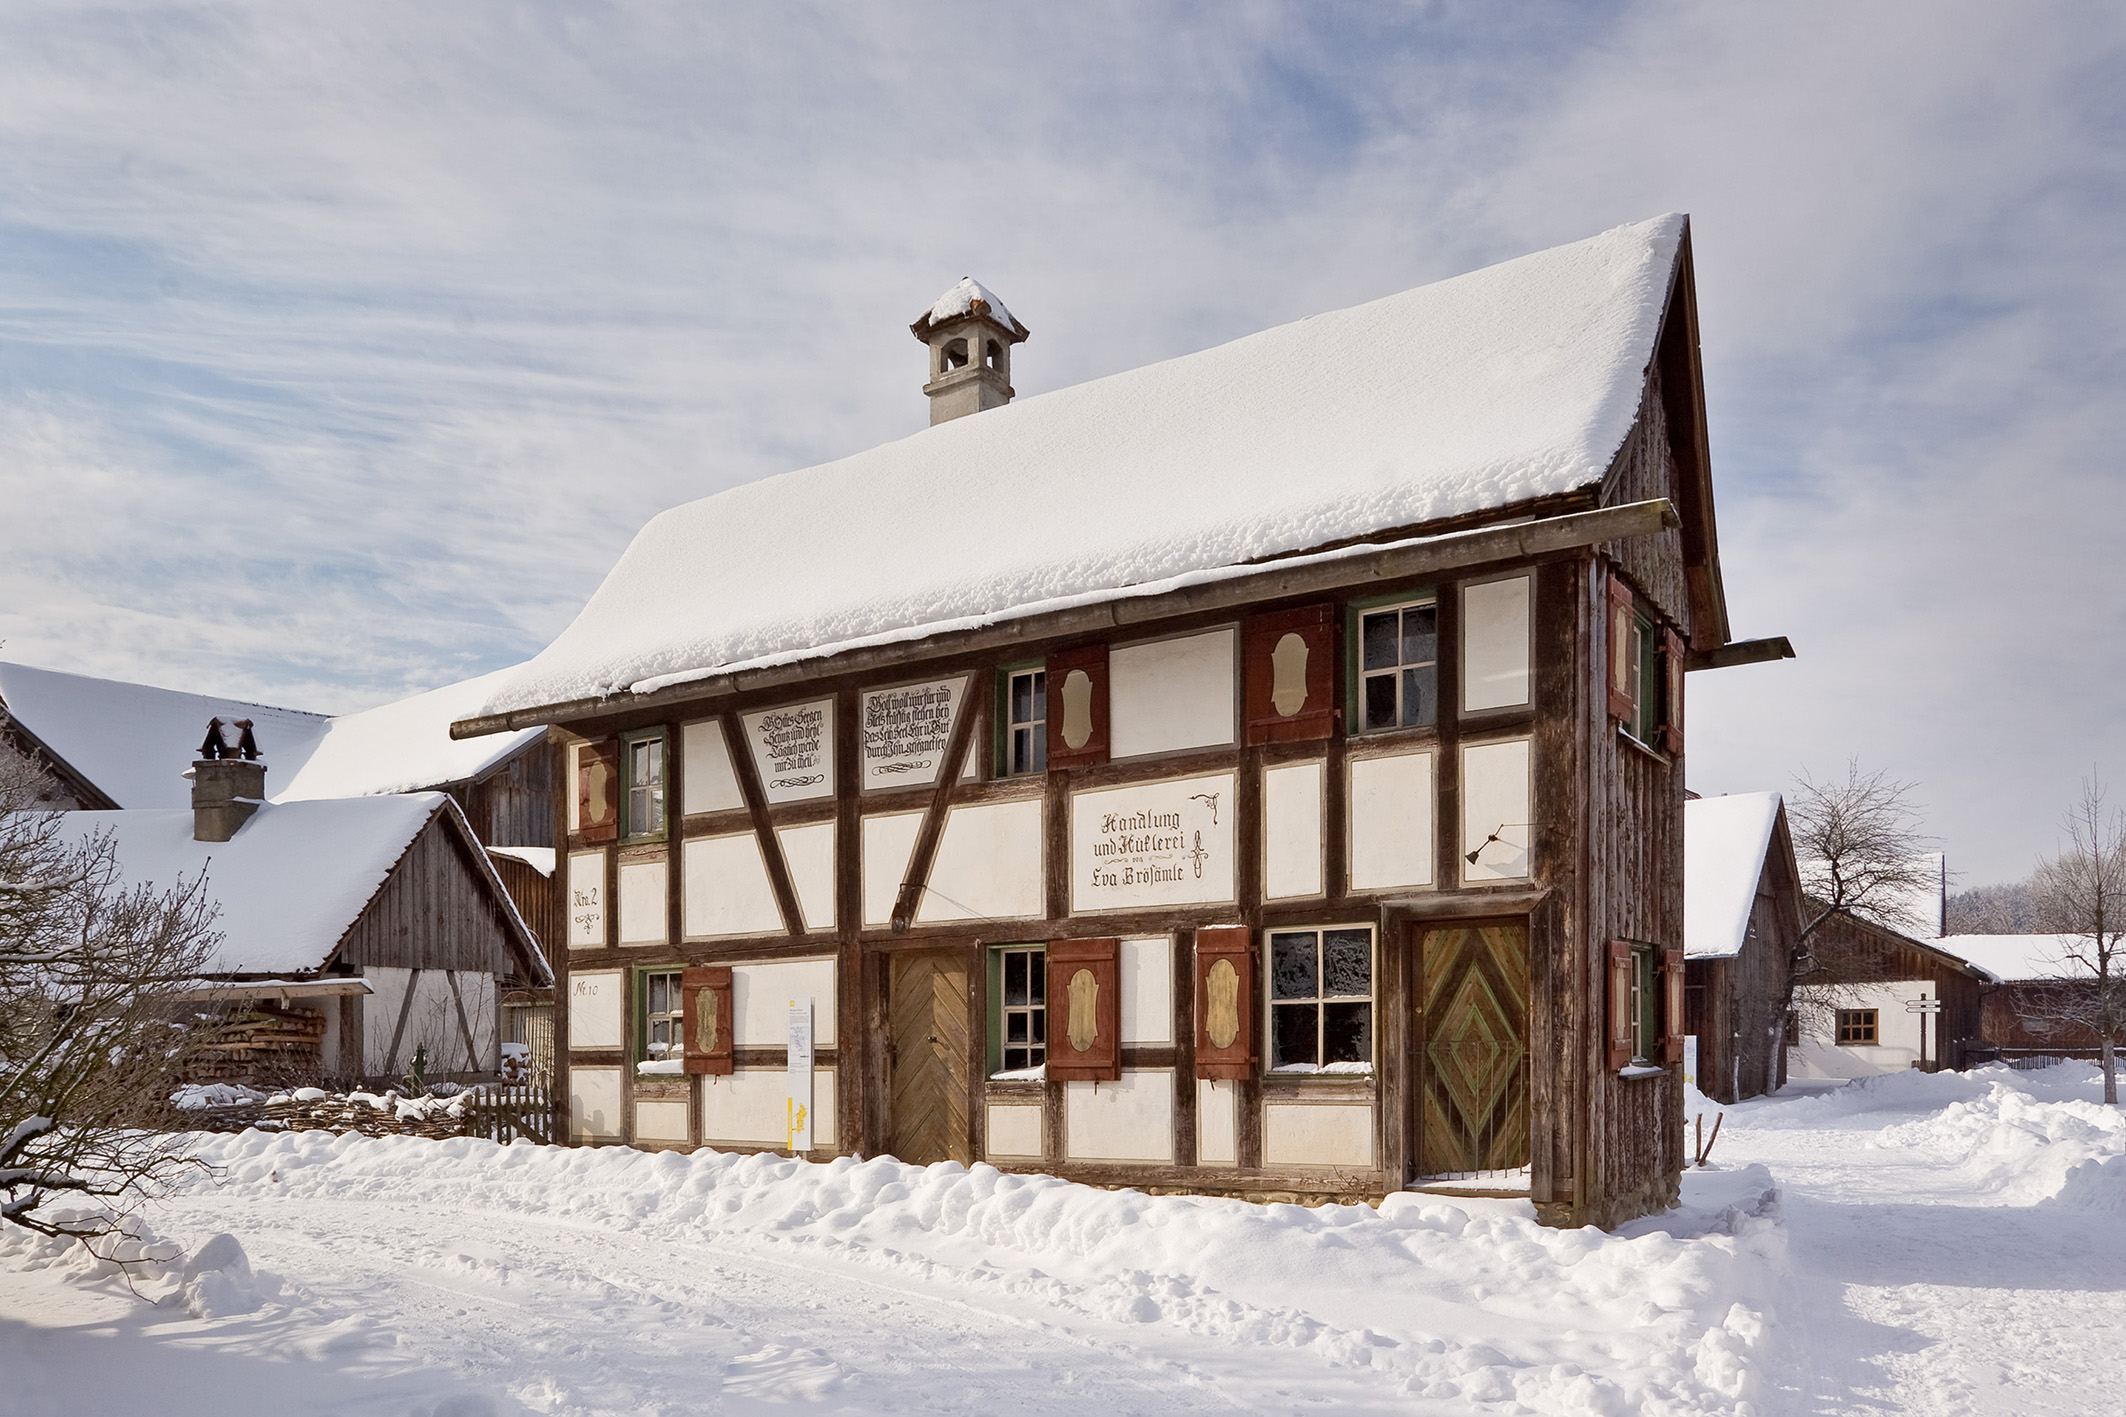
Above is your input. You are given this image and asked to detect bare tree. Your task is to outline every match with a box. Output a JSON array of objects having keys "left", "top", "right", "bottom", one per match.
[
  {"left": 2028, "top": 777, "right": 2126, "bottom": 1104},
  {"left": 1780, "top": 761, "right": 1938, "bottom": 1055},
  {"left": 0, "top": 750, "right": 223, "bottom": 1244},
  {"left": 1945, "top": 878, "right": 2040, "bottom": 935}
]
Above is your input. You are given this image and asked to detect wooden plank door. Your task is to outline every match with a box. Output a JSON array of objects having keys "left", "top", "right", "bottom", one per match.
[
  {"left": 1417, "top": 924, "right": 1530, "bottom": 1178},
  {"left": 888, "top": 951, "right": 972, "bottom": 1165}
]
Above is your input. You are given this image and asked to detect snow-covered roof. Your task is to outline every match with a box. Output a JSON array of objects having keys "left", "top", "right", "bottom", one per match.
[
  {"left": 1685, "top": 792, "right": 1784, "bottom": 960},
  {"left": 488, "top": 845, "right": 555, "bottom": 876},
  {"left": 1935, "top": 934, "right": 2093, "bottom": 984},
  {"left": 274, "top": 666, "right": 542, "bottom": 802},
  {"left": 476, "top": 215, "right": 1688, "bottom": 720},
  {"left": 0, "top": 661, "right": 329, "bottom": 809},
  {"left": 54, "top": 795, "right": 447, "bottom": 975},
  {"left": 922, "top": 276, "right": 1020, "bottom": 334}
]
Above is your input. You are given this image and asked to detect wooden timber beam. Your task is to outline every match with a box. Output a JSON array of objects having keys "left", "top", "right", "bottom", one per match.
[
  {"left": 1685, "top": 636, "right": 1795, "bottom": 672},
  {"left": 452, "top": 498, "right": 1682, "bottom": 738}
]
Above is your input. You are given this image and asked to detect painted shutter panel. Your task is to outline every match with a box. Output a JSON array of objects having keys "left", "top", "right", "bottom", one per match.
[
  {"left": 1046, "top": 938, "right": 1121, "bottom": 1081},
  {"left": 1192, "top": 926, "right": 1256, "bottom": 1080},
  {"left": 1605, "top": 574, "right": 1636, "bottom": 723},
  {"left": 1606, "top": 939, "right": 1635, "bottom": 1071},
  {"left": 577, "top": 741, "right": 620, "bottom": 844},
  {"left": 1043, "top": 644, "right": 1110, "bottom": 770},
  {"left": 682, "top": 965, "right": 734, "bottom": 1076},
  {"left": 1660, "top": 627, "right": 1687, "bottom": 756},
  {"left": 1242, "top": 604, "right": 1337, "bottom": 744},
  {"left": 1661, "top": 946, "right": 1688, "bottom": 1064}
]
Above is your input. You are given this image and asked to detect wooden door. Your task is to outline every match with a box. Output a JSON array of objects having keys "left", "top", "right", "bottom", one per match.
[
  {"left": 1417, "top": 924, "right": 1530, "bottom": 1177},
  {"left": 888, "top": 951, "right": 972, "bottom": 1165}
]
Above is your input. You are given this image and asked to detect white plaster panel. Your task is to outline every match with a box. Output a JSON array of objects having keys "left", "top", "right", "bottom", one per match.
[
  {"left": 699, "top": 1066, "right": 837, "bottom": 1149},
  {"left": 1787, "top": 980, "right": 1938, "bottom": 1080},
  {"left": 986, "top": 1104, "right": 1044, "bottom": 1159},
  {"left": 360, "top": 966, "right": 412, "bottom": 1073},
  {"left": 742, "top": 699, "right": 835, "bottom": 804},
  {"left": 777, "top": 821, "right": 837, "bottom": 932},
  {"left": 634, "top": 1100, "right": 690, "bottom": 1142},
  {"left": 1348, "top": 751, "right": 1435, "bottom": 890},
  {"left": 861, "top": 811, "right": 923, "bottom": 926},
  {"left": 1263, "top": 1103, "right": 1374, "bottom": 1168},
  {"left": 681, "top": 718, "right": 744, "bottom": 815},
  {"left": 1121, "top": 937, "right": 1172, "bottom": 1044},
  {"left": 1264, "top": 760, "right": 1325, "bottom": 899},
  {"left": 618, "top": 858, "right": 668, "bottom": 945},
  {"left": 1109, "top": 627, "right": 1237, "bottom": 759},
  {"left": 1462, "top": 576, "right": 1532, "bottom": 712},
  {"left": 566, "top": 850, "right": 606, "bottom": 949},
  {"left": 1461, "top": 739, "right": 1532, "bottom": 882},
  {"left": 682, "top": 832, "right": 784, "bottom": 938},
  {"left": 917, "top": 798, "right": 1046, "bottom": 923},
  {"left": 446, "top": 970, "right": 498, "bottom": 1073},
  {"left": 567, "top": 969, "right": 625, "bottom": 1051},
  {"left": 1196, "top": 1079, "right": 1238, "bottom": 1166},
  {"left": 732, "top": 958, "right": 838, "bottom": 1046},
  {"left": 570, "top": 1067, "right": 623, "bottom": 1142},
  {"left": 1065, "top": 1068, "right": 1175, "bottom": 1163},
  {"left": 1070, "top": 771, "right": 1237, "bottom": 913}
]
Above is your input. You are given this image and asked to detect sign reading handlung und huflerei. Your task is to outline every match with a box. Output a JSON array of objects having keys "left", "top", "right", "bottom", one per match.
[{"left": 1069, "top": 771, "right": 1236, "bottom": 913}]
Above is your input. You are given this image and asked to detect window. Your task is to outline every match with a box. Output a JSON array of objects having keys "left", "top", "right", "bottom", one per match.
[
  {"left": 989, "top": 944, "right": 1047, "bottom": 1075},
  {"left": 1629, "top": 943, "right": 1658, "bottom": 1064},
  {"left": 623, "top": 731, "right": 666, "bottom": 838},
  {"left": 641, "top": 968, "right": 683, "bottom": 1062},
  {"left": 1355, "top": 599, "right": 1438, "bottom": 732},
  {"left": 1836, "top": 1009, "right": 1879, "bottom": 1045},
  {"left": 1268, "top": 927, "right": 1373, "bottom": 1071},
  {"left": 999, "top": 666, "right": 1046, "bottom": 776},
  {"left": 1614, "top": 606, "right": 1673, "bottom": 749}
]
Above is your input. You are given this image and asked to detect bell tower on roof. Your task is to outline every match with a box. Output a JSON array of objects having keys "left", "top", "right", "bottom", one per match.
[{"left": 910, "top": 277, "right": 1029, "bottom": 426}]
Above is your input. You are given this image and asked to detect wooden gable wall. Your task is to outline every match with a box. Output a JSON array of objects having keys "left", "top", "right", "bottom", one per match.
[{"left": 335, "top": 811, "right": 537, "bottom": 979}]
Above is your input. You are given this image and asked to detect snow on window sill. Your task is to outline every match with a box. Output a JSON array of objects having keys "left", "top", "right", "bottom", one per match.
[
  {"left": 1617, "top": 1063, "right": 1667, "bottom": 1079},
  {"left": 1270, "top": 1062, "right": 1376, "bottom": 1076},
  {"left": 988, "top": 1065, "right": 1046, "bottom": 1082},
  {"left": 636, "top": 1060, "right": 684, "bottom": 1075}
]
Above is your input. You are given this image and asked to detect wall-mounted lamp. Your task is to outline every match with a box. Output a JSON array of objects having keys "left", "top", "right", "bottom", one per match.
[{"left": 1466, "top": 823, "right": 1535, "bottom": 866}]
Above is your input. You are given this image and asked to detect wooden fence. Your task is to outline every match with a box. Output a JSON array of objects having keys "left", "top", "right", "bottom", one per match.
[{"left": 178, "top": 1083, "right": 554, "bottom": 1144}]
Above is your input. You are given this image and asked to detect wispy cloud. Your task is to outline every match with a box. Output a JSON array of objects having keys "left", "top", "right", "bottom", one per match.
[{"left": 0, "top": 1, "right": 2119, "bottom": 879}]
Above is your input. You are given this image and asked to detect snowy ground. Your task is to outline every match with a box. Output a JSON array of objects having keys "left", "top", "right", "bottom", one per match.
[{"left": 1, "top": 1063, "right": 2118, "bottom": 1416}]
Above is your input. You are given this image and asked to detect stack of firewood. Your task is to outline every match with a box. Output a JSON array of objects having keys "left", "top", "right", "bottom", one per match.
[{"left": 186, "top": 1007, "right": 327, "bottom": 1082}]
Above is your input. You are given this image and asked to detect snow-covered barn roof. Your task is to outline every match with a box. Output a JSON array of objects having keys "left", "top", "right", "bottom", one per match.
[
  {"left": 274, "top": 666, "right": 542, "bottom": 802},
  {"left": 55, "top": 795, "right": 454, "bottom": 975},
  {"left": 0, "top": 660, "right": 329, "bottom": 810},
  {"left": 1935, "top": 934, "right": 2093, "bottom": 984},
  {"left": 1685, "top": 792, "right": 1784, "bottom": 960},
  {"left": 473, "top": 214, "right": 1692, "bottom": 722}
]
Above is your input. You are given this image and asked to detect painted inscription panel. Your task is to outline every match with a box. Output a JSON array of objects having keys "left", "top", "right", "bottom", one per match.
[
  {"left": 860, "top": 676, "right": 967, "bottom": 791},
  {"left": 1069, "top": 771, "right": 1236, "bottom": 913},
  {"left": 742, "top": 699, "right": 835, "bottom": 804}
]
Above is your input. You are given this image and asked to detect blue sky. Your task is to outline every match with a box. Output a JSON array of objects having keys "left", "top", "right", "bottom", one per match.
[{"left": 1, "top": 1, "right": 2121, "bottom": 883}]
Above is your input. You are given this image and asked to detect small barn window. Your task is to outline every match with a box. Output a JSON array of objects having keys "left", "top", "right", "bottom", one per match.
[
  {"left": 1268, "top": 926, "right": 1373, "bottom": 1072},
  {"left": 998, "top": 665, "right": 1046, "bottom": 776},
  {"left": 988, "top": 943, "right": 1047, "bottom": 1075},
  {"left": 623, "top": 731, "right": 666, "bottom": 839},
  {"left": 1351, "top": 597, "right": 1438, "bottom": 733},
  {"left": 641, "top": 969, "right": 684, "bottom": 1062},
  {"left": 1836, "top": 1009, "right": 1879, "bottom": 1045}
]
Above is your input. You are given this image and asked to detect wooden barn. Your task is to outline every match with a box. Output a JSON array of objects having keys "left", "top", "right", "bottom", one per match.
[
  {"left": 1787, "top": 911, "right": 1988, "bottom": 1077},
  {"left": 1682, "top": 792, "right": 1801, "bottom": 1104},
  {"left": 58, "top": 749, "right": 549, "bottom": 1085},
  {"left": 457, "top": 217, "right": 1786, "bottom": 1228},
  {"left": 1944, "top": 934, "right": 2116, "bottom": 1063}
]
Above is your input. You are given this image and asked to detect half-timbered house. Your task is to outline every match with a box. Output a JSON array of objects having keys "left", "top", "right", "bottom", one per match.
[
  {"left": 457, "top": 215, "right": 1787, "bottom": 1228},
  {"left": 1683, "top": 792, "right": 1801, "bottom": 1104}
]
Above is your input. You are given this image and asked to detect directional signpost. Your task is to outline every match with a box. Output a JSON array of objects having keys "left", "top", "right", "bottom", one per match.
[{"left": 1905, "top": 995, "right": 1942, "bottom": 1069}]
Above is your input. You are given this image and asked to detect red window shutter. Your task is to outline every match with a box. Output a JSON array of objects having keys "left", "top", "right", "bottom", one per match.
[
  {"left": 1047, "top": 938, "right": 1121, "bottom": 1081},
  {"left": 1044, "top": 644, "right": 1110, "bottom": 770},
  {"left": 1660, "top": 627, "right": 1686, "bottom": 756},
  {"left": 577, "top": 741, "right": 620, "bottom": 844},
  {"left": 1661, "top": 946, "right": 1688, "bottom": 1064},
  {"left": 1192, "top": 926, "right": 1256, "bottom": 1079},
  {"left": 1605, "top": 574, "right": 1636, "bottom": 723},
  {"left": 682, "top": 965, "right": 734, "bottom": 1076},
  {"left": 1606, "top": 939, "right": 1635, "bottom": 1071},
  {"left": 1242, "top": 604, "right": 1336, "bottom": 745}
]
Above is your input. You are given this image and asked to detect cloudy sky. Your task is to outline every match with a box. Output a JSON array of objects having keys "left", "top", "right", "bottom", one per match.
[{"left": 1, "top": 1, "right": 2120, "bottom": 883}]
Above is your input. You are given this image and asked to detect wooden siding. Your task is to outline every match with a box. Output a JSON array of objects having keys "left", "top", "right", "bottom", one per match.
[
  {"left": 1805, "top": 910, "right": 1987, "bottom": 1067},
  {"left": 447, "top": 740, "right": 555, "bottom": 848},
  {"left": 489, "top": 852, "right": 557, "bottom": 956},
  {"left": 1600, "top": 371, "right": 1692, "bottom": 638},
  {"left": 1981, "top": 981, "right": 2106, "bottom": 1054},
  {"left": 1687, "top": 810, "right": 1802, "bottom": 1104},
  {"left": 335, "top": 813, "right": 530, "bottom": 978}
]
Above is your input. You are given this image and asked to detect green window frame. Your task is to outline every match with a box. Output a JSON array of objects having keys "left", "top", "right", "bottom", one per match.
[
  {"left": 637, "top": 966, "right": 684, "bottom": 1065},
  {"left": 986, "top": 943, "right": 1047, "bottom": 1075},
  {"left": 621, "top": 728, "right": 667, "bottom": 840},
  {"left": 1628, "top": 942, "right": 1659, "bottom": 1065},
  {"left": 1346, "top": 593, "right": 1439, "bottom": 734},
  {"left": 994, "top": 663, "right": 1046, "bottom": 777},
  {"left": 1267, "top": 926, "right": 1375, "bottom": 1072}
]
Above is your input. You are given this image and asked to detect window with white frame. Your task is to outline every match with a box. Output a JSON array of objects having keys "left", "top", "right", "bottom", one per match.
[
  {"left": 641, "top": 968, "right": 683, "bottom": 1063},
  {"left": 1357, "top": 600, "right": 1438, "bottom": 731},
  {"left": 1001, "top": 666, "right": 1046, "bottom": 776},
  {"left": 624, "top": 731, "right": 667, "bottom": 838},
  {"left": 989, "top": 944, "right": 1047, "bottom": 1074},
  {"left": 1268, "top": 926, "right": 1374, "bottom": 1071}
]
